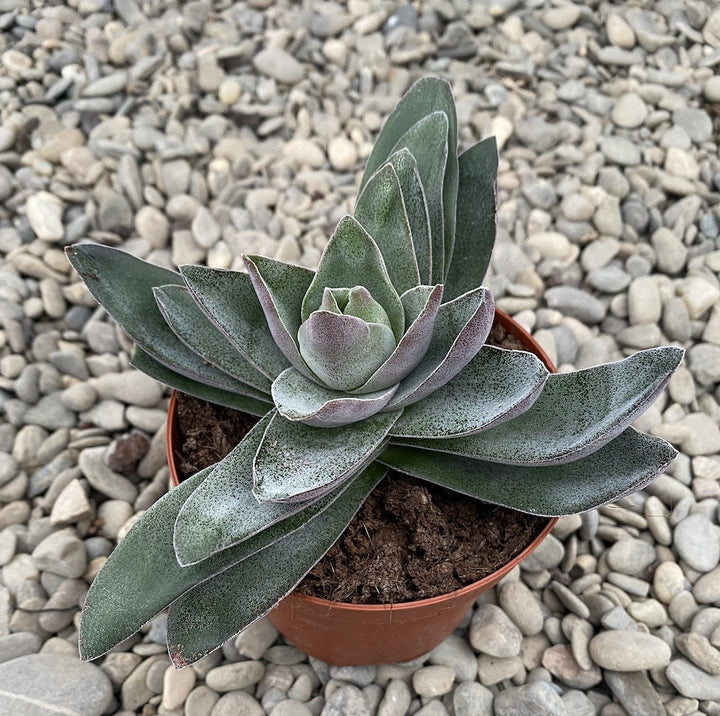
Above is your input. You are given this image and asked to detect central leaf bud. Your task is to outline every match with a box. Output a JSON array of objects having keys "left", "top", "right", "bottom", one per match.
[{"left": 298, "top": 286, "right": 397, "bottom": 391}]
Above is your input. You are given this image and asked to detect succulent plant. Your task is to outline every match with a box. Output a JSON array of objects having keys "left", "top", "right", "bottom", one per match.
[{"left": 67, "top": 77, "right": 683, "bottom": 667}]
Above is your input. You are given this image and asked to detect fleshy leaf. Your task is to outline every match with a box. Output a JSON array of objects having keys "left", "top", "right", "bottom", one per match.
[
  {"left": 354, "top": 162, "right": 420, "bottom": 295},
  {"left": 355, "top": 284, "right": 443, "bottom": 394},
  {"left": 301, "top": 215, "right": 404, "bottom": 341},
  {"left": 397, "top": 346, "right": 685, "bottom": 465},
  {"left": 174, "top": 412, "right": 351, "bottom": 565},
  {"left": 79, "top": 461, "right": 382, "bottom": 662},
  {"left": 391, "top": 346, "right": 548, "bottom": 438},
  {"left": 253, "top": 409, "right": 401, "bottom": 502},
  {"left": 66, "top": 245, "right": 246, "bottom": 391},
  {"left": 379, "top": 428, "right": 678, "bottom": 516},
  {"left": 272, "top": 367, "right": 397, "bottom": 427},
  {"left": 154, "top": 284, "right": 271, "bottom": 396},
  {"left": 386, "top": 286, "right": 495, "bottom": 410},
  {"left": 389, "top": 112, "right": 449, "bottom": 284},
  {"left": 443, "top": 138, "right": 498, "bottom": 301},
  {"left": 180, "top": 264, "right": 290, "bottom": 380},
  {"left": 360, "top": 77, "right": 458, "bottom": 281},
  {"left": 130, "top": 347, "right": 272, "bottom": 415},
  {"left": 297, "top": 310, "right": 396, "bottom": 391},
  {"left": 243, "top": 256, "right": 315, "bottom": 379},
  {"left": 388, "top": 149, "right": 432, "bottom": 283},
  {"left": 166, "top": 463, "right": 386, "bottom": 667}
]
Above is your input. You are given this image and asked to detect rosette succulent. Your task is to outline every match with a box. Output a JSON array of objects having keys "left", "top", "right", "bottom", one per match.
[{"left": 67, "top": 77, "right": 683, "bottom": 667}]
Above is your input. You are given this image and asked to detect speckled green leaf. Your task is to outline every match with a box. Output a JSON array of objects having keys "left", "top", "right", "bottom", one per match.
[
  {"left": 130, "top": 348, "right": 271, "bottom": 415},
  {"left": 355, "top": 284, "right": 443, "bottom": 394},
  {"left": 397, "top": 347, "right": 685, "bottom": 465},
  {"left": 297, "top": 310, "right": 396, "bottom": 391},
  {"left": 361, "top": 77, "right": 457, "bottom": 281},
  {"left": 253, "top": 409, "right": 401, "bottom": 502},
  {"left": 174, "top": 412, "right": 361, "bottom": 565},
  {"left": 391, "top": 346, "right": 548, "bottom": 438},
  {"left": 386, "top": 287, "right": 495, "bottom": 410},
  {"left": 154, "top": 284, "right": 271, "bottom": 396},
  {"left": 80, "top": 459, "right": 380, "bottom": 662},
  {"left": 66, "top": 245, "right": 238, "bottom": 389},
  {"left": 180, "top": 264, "right": 290, "bottom": 380},
  {"left": 388, "top": 149, "right": 431, "bottom": 283},
  {"left": 444, "top": 138, "right": 498, "bottom": 301},
  {"left": 272, "top": 367, "right": 397, "bottom": 427},
  {"left": 301, "top": 216, "right": 404, "bottom": 341},
  {"left": 79, "top": 467, "right": 210, "bottom": 662},
  {"left": 166, "top": 463, "right": 386, "bottom": 667},
  {"left": 389, "top": 112, "right": 449, "bottom": 283},
  {"left": 380, "top": 429, "right": 678, "bottom": 516},
  {"left": 244, "top": 255, "right": 315, "bottom": 378},
  {"left": 354, "top": 163, "right": 420, "bottom": 295}
]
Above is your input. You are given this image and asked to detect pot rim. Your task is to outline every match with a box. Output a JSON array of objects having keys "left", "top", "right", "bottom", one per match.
[{"left": 165, "top": 307, "right": 559, "bottom": 612}]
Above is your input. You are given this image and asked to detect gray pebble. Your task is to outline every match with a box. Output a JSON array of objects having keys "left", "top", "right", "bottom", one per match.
[
  {"left": 493, "top": 681, "right": 566, "bottom": 716},
  {"left": 674, "top": 514, "right": 720, "bottom": 572},
  {"left": 666, "top": 658, "right": 720, "bottom": 700},
  {"left": 0, "top": 654, "right": 113, "bottom": 716},
  {"left": 544, "top": 287, "right": 605, "bottom": 324},
  {"left": 322, "top": 683, "right": 371, "bottom": 716}
]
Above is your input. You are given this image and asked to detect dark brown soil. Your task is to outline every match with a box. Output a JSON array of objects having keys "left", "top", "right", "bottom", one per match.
[{"left": 173, "top": 321, "right": 549, "bottom": 604}]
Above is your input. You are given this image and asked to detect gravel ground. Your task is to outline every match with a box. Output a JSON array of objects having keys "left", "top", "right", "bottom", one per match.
[{"left": 1, "top": 0, "right": 720, "bottom": 714}]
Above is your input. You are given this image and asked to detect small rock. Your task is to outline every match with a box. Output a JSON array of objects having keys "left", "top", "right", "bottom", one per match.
[
  {"left": 666, "top": 658, "right": 720, "bottom": 700},
  {"left": 25, "top": 192, "right": 64, "bottom": 242},
  {"left": 253, "top": 47, "right": 305, "bottom": 84},
  {"left": 469, "top": 604, "right": 523, "bottom": 657},
  {"left": 0, "top": 654, "right": 113, "bottom": 715},
  {"left": 494, "top": 681, "right": 567, "bottom": 716},
  {"left": 674, "top": 513, "right": 720, "bottom": 572},
  {"left": 588, "top": 630, "right": 671, "bottom": 671}
]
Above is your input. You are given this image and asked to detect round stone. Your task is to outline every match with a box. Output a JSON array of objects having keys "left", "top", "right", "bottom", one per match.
[
  {"left": 611, "top": 92, "right": 648, "bottom": 128},
  {"left": 0, "top": 654, "right": 112, "bottom": 716},
  {"left": 412, "top": 665, "right": 455, "bottom": 698},
  {"left": 469, "top": 604, "right": 523, "bottom": 657},
  {"left": 328, "top": 136, "right": 358, "bottom": 171},
  {"left": 605, "top": 538, "right": 656, "bottom": 576},
  {"left": 606, "top": 14, "right": 635, "bottom": 48},
  {"left": 674, "top": 513, "right": 720, "bottom": 571},
  {"left": 588, "top": 630, "right": 671, "bottom": 671},
  {"left": 252, "top": 47, "right": 305, "bottom": 84}
]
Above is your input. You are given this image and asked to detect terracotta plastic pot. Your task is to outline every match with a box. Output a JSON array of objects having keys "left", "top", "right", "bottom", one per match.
[{"left": 166, "top": 308, "right": 558, "bottom": 666}]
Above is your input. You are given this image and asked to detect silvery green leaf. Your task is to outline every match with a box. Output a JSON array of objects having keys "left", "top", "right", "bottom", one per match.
[
  {"left": 391, "top": 346, "right": 548, "bottom": 438},
  {"left": 79, "top": 466, "right": 211, "bottom": 662},
  {"left": 297, "top": 310, "right": 396, "bottom": 391},
  {"left": 65, "top": 245, "right": 244, "bottom": 391},
  {"left": 180, "top": 264, "right": 291, "bottom": 380},
  {"left": 272, "top": 367, "right": 397, "bottom": 427},
  {"left": 253, "top": 409, "right": 401, "bottom": 503},
  {"left": 386, "top": 286, "right": 495, "bottom": 410},
  {"left": 355, "top": 284, "right": 443, "bottom": 394},
  {"left": 243, "top": 256, "right": 316, "bottom": 379},
  {"left": 130, "top": 347, "right": 272, "bottom": 415},
  {"left": 444, "top": 138, "right": 498, "bottom": 301},
  {"left": 388, "top": 149, "right": 431, "bottom": 283},
  {"left": 79, "top": 460, "right": 383, "bottom": 662},
  {"left": 154, "top": 284, "right": 271, "bottom": 396},
  {"left": 174, "top": 412, "right": 358, "bottom": 565},
  {"left": 379, "top": 428, "right": 677, "bottom": 516},
  {"left": 389, "top": 112, "right": 449, "bottom": 284},
  {"left": 399, "top": 347, "right": 685, "bottom": 465},
  {"left": 166, "top": 463, "right": 386, "bottom": 667},
  {"left": 361, "top": 77, "right": 458, "bottom": 280},
  {"left": 354, "top": 162, "right": 420, "bottom": 295},
  {"left": 301, "top": 215, "right": 405, "bottom": 341}
]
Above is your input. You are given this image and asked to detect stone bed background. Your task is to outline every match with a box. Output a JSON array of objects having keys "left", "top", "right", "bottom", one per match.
[{"left": 1, "top": 0, "right": 720, "bottom": 714}]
